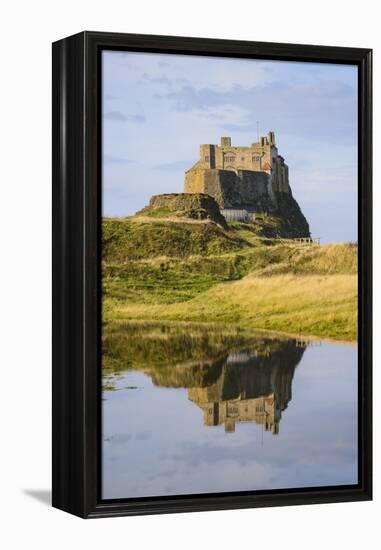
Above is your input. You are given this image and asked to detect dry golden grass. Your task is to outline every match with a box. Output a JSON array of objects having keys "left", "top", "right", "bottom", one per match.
[
  {"left": 102, "top": 216, "right": 358, "bottom": 341},
  {"left": 104, "top": 272, "right": 357, "bottom": 341}
]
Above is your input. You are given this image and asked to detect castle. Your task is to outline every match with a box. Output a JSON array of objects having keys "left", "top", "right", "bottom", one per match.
[
  {"left": 135, "top": 130, "right": 310, "bottom": 238},
  {"left": 187, "top": 345, "right": 300, "bottom": 434},
  {"left": 184, "top": 132, "right": 293, "bottom": 213},
  {"left": 147, "top": 338, "right": 306, "bottom": 435}
]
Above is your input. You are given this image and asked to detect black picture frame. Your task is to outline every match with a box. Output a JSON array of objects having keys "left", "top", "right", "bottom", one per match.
[{"left": 52, "top": 31, "right": 372, "bottom": 519}]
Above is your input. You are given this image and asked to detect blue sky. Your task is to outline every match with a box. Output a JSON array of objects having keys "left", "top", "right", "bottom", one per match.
[{"left": 103, "top": 51, "right": 358, "bottom": 243}]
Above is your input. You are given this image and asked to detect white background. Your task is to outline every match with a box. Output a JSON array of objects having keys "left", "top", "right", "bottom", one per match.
[{"left": 0, "top": 1, "right": 378, "bottom": 548}]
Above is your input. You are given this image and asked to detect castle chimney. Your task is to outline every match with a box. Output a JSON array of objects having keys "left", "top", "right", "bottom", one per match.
[
  {"left": 268, "top": 131, "right": 276, "bottom": 146},
  {"left": 224, "top": 418, "right": 236, "bottom": 433},
  {"left": 221, "top": 137, "right": 231, "bottom": 147}
]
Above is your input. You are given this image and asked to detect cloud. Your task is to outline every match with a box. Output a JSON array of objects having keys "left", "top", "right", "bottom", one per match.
[
  {"left": 152, "top": 160, "right": 194, "bottom": 172},
  {"left": 128, "top": 114, "right": 146, "bottom": 123},
  {"left": 104, "top": 110, "right": 127, "bottom": 121},
  {"left": 140, "top": 74, "right": 171, "bottom": 86},
  {"left": 104, "top": 51, "right": 269, "bottom": 94},
  {"left": 222, "top": 122, "right": 256, "bottom": 132},
  {"left": 159, "top": 80, "right": 357, "bottom": 144},
  {"left": 104, "top": 111, "right": 146, "bottom": 123},
  {"left": 104, "top": 155, "right": 136, "bottom": 165}
]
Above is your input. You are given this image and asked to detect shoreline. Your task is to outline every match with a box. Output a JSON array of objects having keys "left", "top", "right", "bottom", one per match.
[{"left": 103, "top": 317, "right": 358, "bottom": 346}]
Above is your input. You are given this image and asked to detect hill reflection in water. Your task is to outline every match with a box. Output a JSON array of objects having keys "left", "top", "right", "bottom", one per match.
[
  {"left": 103, "top": 322, "right": 309, "bottom": 433},
  {"left": 102, "top": 322, "right": 357, "bottom": 499}
]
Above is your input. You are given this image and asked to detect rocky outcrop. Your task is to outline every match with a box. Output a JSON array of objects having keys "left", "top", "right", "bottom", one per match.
[
  {"left": 136, "top": 193, "right": 228, "bottom": 228},
  {"left": 273, "top": 192, "right": 310, "bottom": 238},
  {"left": 183, "top": 171, "right": 309, "bottom": 238}
]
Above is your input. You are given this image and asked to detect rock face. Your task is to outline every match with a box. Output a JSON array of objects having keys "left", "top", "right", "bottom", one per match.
[
  {"left": 274, "top": 192, "right": 310, "bottom": 238},
  {"left": 136, "top": 193, "right": 228, "bottom": 228}
]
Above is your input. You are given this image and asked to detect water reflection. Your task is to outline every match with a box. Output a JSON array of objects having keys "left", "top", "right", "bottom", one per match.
[
  {"left": 148, "top": 341, "right": 306, "bottom": 433},
  {"left": 188, "top": 344, "right": 302, "bottom": 434},
  {"left": 103, "top": 322, "right": 307, "bottom": 433},
  {"left": 102, "top": 322, "right": 357, "bottom": 499}
]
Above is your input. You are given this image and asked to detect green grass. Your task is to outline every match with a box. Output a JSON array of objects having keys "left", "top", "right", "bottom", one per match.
[
  {"left": 102, "top": 217, "right": 246, "bottom": 261},
  {"left": 255, "top": 242, "right": 358, "bottom": 276},
  {"left": 105, "top": 274, "right": 357, "bottom": 341},
  {"left": 103, "top": 260, "right": 225, "bottom": 304},
  {"left": 102, "top": 245, "right": 301, "bottom": 304},
  {"left": 227, "top": 215, "right": 295, "bottom": 242},
  {"left": 102, "top": 320, "right": 261, "bottom": 373},
  {"left": 102, "top": 217, "right": 358, "bottom": 341}
]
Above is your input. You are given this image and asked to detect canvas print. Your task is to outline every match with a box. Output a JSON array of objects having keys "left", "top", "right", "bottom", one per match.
[{"left": 101, "top": 51, "right": 358, "bottom": 499}]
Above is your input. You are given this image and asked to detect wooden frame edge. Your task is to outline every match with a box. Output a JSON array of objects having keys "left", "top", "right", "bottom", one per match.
[{"left": 52, "top": 31, "right": 372, "bottom": 519}]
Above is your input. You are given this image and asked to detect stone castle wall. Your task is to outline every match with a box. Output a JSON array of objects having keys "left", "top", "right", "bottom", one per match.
[
  {"left": 197, "top": 133, "right": 276, "bottom": 171},
  {"left": 184, "top": 168, "right": 275, "bottom": 210},
  {"left": 184, "top": 132, "right": 291, "bottom": 211}
]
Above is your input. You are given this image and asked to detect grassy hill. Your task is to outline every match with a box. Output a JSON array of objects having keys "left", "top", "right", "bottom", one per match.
[
  {"left": 102, "top": 217, "right": 247, "bottom": 261},
  {"left": 102, "top": 215, "right": 357, "bottom": 341}
]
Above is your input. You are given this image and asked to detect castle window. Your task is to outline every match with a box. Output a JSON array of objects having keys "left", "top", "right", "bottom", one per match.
[
  {"left": 224, "top": 156, "right": 235, "bottom": 163},
  {"left": 252, "top": 156, "right": 261, "bottom": 163},
  {"left": 204, "top": 155, "right": 210, "bottom": 162}
]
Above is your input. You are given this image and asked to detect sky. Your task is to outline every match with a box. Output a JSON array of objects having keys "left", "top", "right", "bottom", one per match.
[{"left": 102, "top": 51, "right": 358, "bottom": 243}]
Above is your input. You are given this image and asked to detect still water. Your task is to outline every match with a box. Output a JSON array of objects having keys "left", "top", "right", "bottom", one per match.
[{"left": 102, "top": 323, "right": 358, "bottom": 499}]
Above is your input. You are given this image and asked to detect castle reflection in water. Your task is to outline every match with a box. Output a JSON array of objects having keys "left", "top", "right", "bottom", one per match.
[
  {"left": 189, "top": 346, "right": 298, "bottom": 434},
  {"left": 103, "top": 324, "right": 357, "bottom": 499},
  {"left": 147, "top": 337, "right": 316, "bottom": 434}
]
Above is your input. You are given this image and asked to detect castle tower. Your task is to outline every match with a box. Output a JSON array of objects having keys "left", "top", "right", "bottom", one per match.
[
  {"left": 268, "top": 131, "right": 276, "bottom": 146},
  {"left": 224, "top": 418, "right": 236, "bottom": 433},
  {"left": 199, "top": 144, "right": 216, "bottom": 169},
  {"left": 184, "top": 131, "right": 291, "bottom": 209},
  {"left": 220, "top": 137, "right": 232, "bottom": 147}
]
